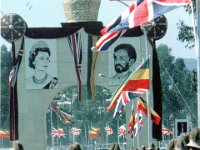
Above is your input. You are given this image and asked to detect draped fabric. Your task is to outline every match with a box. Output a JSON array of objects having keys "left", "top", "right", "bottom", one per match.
[
  {"left": 87, "top": 35, "right": 99, "bottom": 100},
  {"left": 9, "top": 38, "right": 24, "bottom": 141},
  {"left": 24, "top": 22, "right": 143, "bottom": 39},
  {"left": 152, "top": 46, "right": 162, "bottom": 140},
  {"left": 148, "top": 38, "right": 162, "bottom": 140},
  {"left": 67, "top": 32, "right": 83, "bottom": 101}
]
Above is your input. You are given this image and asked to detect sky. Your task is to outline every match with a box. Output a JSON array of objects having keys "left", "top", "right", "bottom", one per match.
[{"left": 0, "top": 0, "right": 197, "bottom": 59}]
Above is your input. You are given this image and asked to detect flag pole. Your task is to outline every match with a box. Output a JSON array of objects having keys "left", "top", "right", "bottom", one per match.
[
  {"left": 141, "top": 24, "right": 151, "bottom": 147},
  {"left": 191, "top": 0, "right": 200, "bottom": 127},
  {"left": 132, "top": 100, "right": 135, "bottom": 148},
  {"left": 106, "top": 132, "right": 108, "bottom": 148},
  {"left": 51, "top": 109, "right": 54, "bottom": 149},
  {"left": 196, "top": 0, "right": 200, "bottom": 128},
  {"left": 137, "top": 116, "right": 140, "bottom": 149}
]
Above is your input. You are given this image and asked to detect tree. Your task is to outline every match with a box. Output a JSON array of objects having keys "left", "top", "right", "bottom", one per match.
[
  {"left": 46, "top": 85, "right": 126, "bottom": 147},
  {"left": 1, "top": 44, "right": 11, "bottom": 147},
  {"left": 177, "top": 0, "right": 196, "bottom": 49},
  {"left": 157, "top": 44, "right": 197, "bottom": 128}
]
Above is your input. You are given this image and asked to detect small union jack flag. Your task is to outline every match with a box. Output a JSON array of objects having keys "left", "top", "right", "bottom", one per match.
[
  {"left": 105, "top": 126, "right": 113, "bottom": 135},
  {"left": 52, "top": 127, "right": 66, "bottom": 138},
  {"left": 118, "top": 125, "right": 126, "bottom": 137},
  {"left": 71, "top": 127, "right": 81, "bottom": 136}
]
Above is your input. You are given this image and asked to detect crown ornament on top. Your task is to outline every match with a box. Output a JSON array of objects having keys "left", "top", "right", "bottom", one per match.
[{"left": 63, "top": 0, "right": 101, "bottom": 22}]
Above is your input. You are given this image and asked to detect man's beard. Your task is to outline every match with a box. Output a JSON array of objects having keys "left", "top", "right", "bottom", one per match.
[{"left": 115, "top": 63, "right": 129, "bottom": 73}]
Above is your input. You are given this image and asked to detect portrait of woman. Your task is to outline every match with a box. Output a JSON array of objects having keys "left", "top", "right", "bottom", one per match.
[{"left": 26, "top": 40, "right": 58, "bottom": 89}]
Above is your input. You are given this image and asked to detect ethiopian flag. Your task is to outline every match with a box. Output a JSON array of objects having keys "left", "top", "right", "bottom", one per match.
[
  {"left": 137, "top": 97, "right": 161, "bottom": 125},
  {"left": 88, "top": 130, "right": 99, "bottom": 138},
  {"left": 92, "top": 127, "right": 101, "bottom": 133},
  {"left": 107, "top": 59, "right": 150, "bottom": 111}
]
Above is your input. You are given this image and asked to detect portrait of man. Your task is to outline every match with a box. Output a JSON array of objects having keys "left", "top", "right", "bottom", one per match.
[
  {"left": 109, "top": 43, "right": 137, "bottom": 85},
  {"left": 25, "top": 39, "right": 58, "bottom": 89}
]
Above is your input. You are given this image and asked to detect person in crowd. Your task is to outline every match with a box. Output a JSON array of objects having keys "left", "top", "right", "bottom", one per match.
[
  {"left": 166, "top": 139, "right": 177, "bottom": 150},
  {"left": 109, "top": 143, "right": 120, "bottom": 150},
  {"left": 175, "top": 133, "right": 189, "bottom": 150},
  {"left": 26, "top": 40, "right": 58, "bottom": 89},
  {"left": 67, "top": 142, "right": 82, "bottom": 150},
  {"left": 147, "top": 143, "right": 156, "bottom": 150},
  {"left": 110, "top": 44, "right": 137, "bottom": 84},
  {"left": 140, "top": 145, "right": 146, "bottom": 150},
  {"left": 186, "top": 127, "right": 200, "bottom": 150},
  {"left": 12, "top": 142, "right": 24, "bottom": 150}
]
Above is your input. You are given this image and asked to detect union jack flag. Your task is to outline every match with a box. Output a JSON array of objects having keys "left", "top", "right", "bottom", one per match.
[
  {"left": 101, "top": 1, "right": 138, "bottom": 35},
  {"left": 133, "top": 109, "right": 143, "bottom": 137},
  {"left": 105, "top": 126, "right": 113, "bottom": 135},
  {"left": 113, "top": 91, "right": 140, "bottom": 118},
  {"left": 118, "top": 125, "right": 126, "bottom": 137},
  {"left": 52, "top": 127, "right": 66, "bottom": 138},
  {"left": 71, "top": 127, "right": 81, "bottom": 136},
  {"left": 162, "top": 127, "right": 172, "bottom": 135},
  {"left": 95, "top": 0, "right": 191, "bottom": 52}
]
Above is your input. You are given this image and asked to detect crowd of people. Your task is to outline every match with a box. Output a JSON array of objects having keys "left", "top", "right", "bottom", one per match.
[
  {"left": 12, "top": 127, "right": 200, "bottom": 150},
  {"left": 64, "top": 127, "right": 200, "bottom": 150}
]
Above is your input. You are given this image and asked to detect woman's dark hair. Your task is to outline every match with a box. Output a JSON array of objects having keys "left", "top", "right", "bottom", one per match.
[
  {"left": 28, "top": 47, "right": 51, "bottom": 69},
  {"left": 114, "top": 44, "right": 137, "bottom": 61}
]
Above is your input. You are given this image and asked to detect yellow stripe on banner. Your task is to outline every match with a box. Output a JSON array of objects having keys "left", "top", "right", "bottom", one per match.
[
  {"left": 131, "top": 69, "right": 149, "bottom": 80},
  {"left": 90, "top": 36, "right": 99, "bottom": 100}
]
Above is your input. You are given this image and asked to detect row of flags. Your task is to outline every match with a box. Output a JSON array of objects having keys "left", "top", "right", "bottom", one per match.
[
  {"left": 94, "top": 0, "right": 191, "bottom": 52},
  {"left": 128, "top": 97, "right": 161, "bottom": 137}
]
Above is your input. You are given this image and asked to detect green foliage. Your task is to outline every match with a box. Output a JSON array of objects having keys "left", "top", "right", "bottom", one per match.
[
  {"left": 177, "top": 20, "right": 194, "bottom": 49},
  {"left": 46, "top": 85, "right": 126, "bottom": 147},
  {"left": 177, "top": 0, "right": 196, "bottom": 49},
  {"left": 157, "top": 44, "right": 197, "bottom": 128},
  {"left": 1, "top": 44, "right": 12, "bottom": 147}
]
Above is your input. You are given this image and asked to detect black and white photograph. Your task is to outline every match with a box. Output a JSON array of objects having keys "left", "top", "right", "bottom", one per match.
[
  {"left": 108, "top": 37, "right": 142, "bottom": 85},
  {"left": 25, "top": 39, "right": 58, "bottom": 89}
]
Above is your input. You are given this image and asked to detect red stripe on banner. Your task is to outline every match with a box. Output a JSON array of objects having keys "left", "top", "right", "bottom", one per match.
[
  {"left": 96, "top": 31, "right": 120, "bottom": 50},
  {"left": 133, "top": 0, "right": 149, "bottom": 27},
  {"left": 123, "top": 79, "right": 150, "bottom": 91}
]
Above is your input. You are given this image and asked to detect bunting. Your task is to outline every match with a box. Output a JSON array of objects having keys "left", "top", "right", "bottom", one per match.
[{"left": 67, "top": 32, "right": 82, "bottom": 101}]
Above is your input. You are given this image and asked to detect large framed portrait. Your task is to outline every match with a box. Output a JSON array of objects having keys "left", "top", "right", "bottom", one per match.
[
  {"left": 108, "top": 36, "right": 144, "bottom": 85},
  {"left": 25, "top": 38, "right": 58, "bottom": 89}
]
